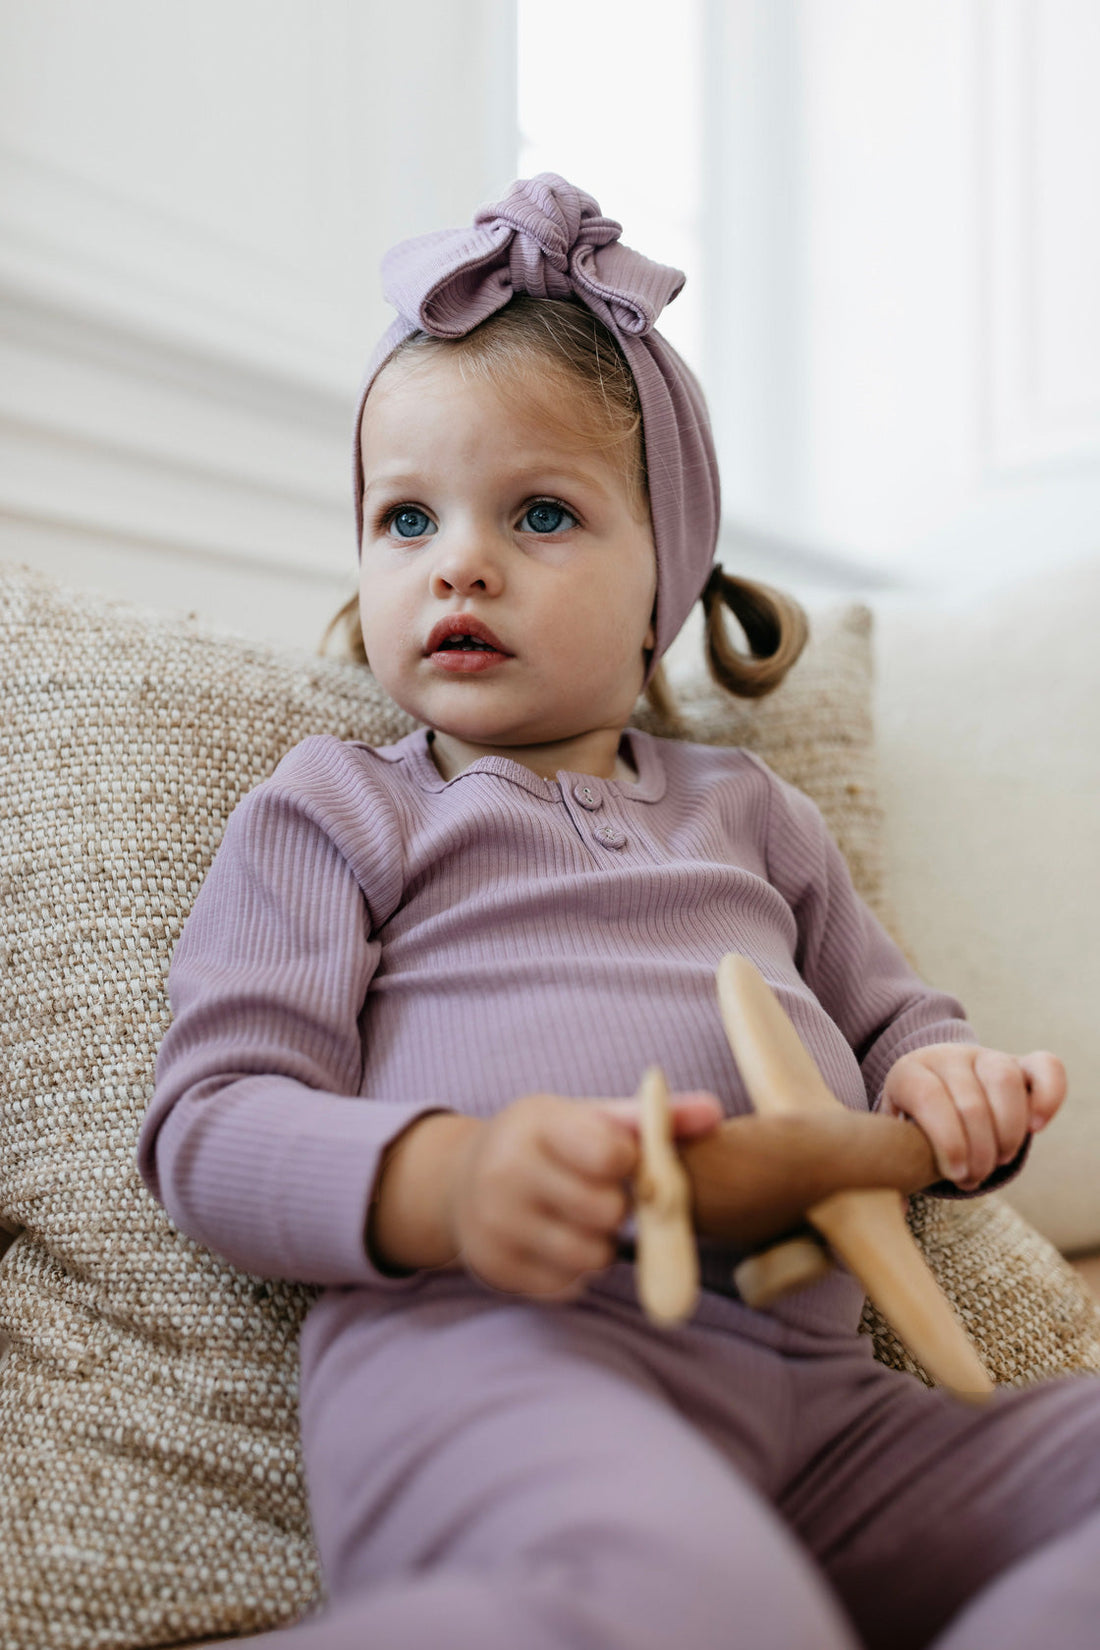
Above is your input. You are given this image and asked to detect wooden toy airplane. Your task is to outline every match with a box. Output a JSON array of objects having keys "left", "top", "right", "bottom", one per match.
[{"left": 632, "top": 952, "right": 994, "bottom": 1402}]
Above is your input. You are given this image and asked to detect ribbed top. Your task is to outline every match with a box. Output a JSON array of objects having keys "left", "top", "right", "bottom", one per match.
[{"left": 139, "top": 726, "right": 984, "bottom": 1335}]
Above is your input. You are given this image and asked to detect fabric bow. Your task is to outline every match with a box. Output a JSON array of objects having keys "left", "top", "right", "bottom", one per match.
[
  {"left": 380, "top": 172, "right": 686, "bottom": 343},
  {"left": 354, "top": 173, "right": 721, "bottom": 683}
]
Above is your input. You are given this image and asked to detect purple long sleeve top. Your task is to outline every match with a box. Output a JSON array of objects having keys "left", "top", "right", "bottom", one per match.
[{"left": 139, "top": 726, "right": 1010, "bottom": 1325}]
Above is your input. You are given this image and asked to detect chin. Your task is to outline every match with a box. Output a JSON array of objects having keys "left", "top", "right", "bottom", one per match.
[{"left": 434, "top": 719, "right": 535, "bottom": 749}]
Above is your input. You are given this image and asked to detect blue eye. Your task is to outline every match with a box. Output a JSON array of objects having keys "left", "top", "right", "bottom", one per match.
[
  {"left": 521, "top": 501, "right": 576, "bottom": 535},
  {"left": 388, "top": 507, "right": 434, "bottom": 539}
]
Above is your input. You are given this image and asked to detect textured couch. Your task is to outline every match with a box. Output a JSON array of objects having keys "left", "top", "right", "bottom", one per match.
[
  {"left": 1, "top": 558, "right": 1097, "bottom": 1650},
  {"left": 871, "top": 557, "right": 1100, "bottom": 1260}
]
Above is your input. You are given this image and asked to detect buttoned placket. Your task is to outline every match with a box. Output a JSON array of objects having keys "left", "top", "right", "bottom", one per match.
[{"left": 562, "top": 777, "right": 631, "bottom": 854}]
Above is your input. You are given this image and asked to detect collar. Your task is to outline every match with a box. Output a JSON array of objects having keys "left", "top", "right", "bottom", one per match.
[{"left": 372, "top": 725, "right": 668, "bottom": 804}]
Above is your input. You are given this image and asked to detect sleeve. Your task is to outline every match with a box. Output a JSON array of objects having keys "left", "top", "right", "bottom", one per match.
[
  {"left": 137, "top": 738, "right": 451, "bottom": 1288},
  {"left": 752, "top": 756, "right": 1029, "bottom": 1197}
]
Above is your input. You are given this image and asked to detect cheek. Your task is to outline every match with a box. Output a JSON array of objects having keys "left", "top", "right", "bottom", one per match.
[
  {"left": 356, "top": 583, "right": 376, "bottom": 648},
  {"left": 357, "top": 576, "right": 399, "bottom": 666},
  {"left": 620, "top": 522, "right": 657, "bottom": 606},
  {"left": 626, "top": 547, "right": 659, "bottom": 646}
]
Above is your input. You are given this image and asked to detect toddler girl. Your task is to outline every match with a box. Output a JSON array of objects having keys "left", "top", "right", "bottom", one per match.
[{"left": 139, "top": 175, "right": 1100, "bottom": 1650}]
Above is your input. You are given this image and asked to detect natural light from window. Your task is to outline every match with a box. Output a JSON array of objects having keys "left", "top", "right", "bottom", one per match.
[{"left": 517, "top": 0, "right": 704, "bottom": 373}]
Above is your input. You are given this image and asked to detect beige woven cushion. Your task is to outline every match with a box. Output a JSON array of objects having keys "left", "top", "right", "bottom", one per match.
[{"left": 1, "top": 560, "right": 1097, "bottom": 1650}]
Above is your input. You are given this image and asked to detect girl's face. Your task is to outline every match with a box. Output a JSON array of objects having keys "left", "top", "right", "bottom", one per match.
[{"left": 357, "top": 349, "right": 657, "bottom": 772}]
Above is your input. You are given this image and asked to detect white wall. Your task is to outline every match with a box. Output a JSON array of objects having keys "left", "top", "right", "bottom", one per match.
[{"left": 0, "top": 0, "right": 518, "bottom": 650}]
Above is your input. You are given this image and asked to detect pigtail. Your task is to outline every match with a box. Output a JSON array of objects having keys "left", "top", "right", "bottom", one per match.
[
  {"left": 701, "top": 566, "right": 809, "bottom": 699},
  {"left": 321, "top": 594, "right": 369, "bottom": 667}
]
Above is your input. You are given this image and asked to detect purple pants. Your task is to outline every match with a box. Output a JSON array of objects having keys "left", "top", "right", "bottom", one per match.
[{"left": 243, "top": 1266, "right": 1100, "bottom": 1649}]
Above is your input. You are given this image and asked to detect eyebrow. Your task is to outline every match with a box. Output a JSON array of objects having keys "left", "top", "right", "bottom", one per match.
[
  {"left": 361, "top": 472, "right": 423, "bottom": 497},
  {"left": 361, "top": 465, "right": 618, "bottom": 500}
]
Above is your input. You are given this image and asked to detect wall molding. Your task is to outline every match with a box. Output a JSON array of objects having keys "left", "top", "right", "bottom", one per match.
[
  {"left": 0, "top": 134, "right": 360, "bottom": 400},
  {"left": 0, "top": 0, "right": 519, "bottom": 611},
  {"left": 0, "top": 279, "right": 352, "bottom": 576}
]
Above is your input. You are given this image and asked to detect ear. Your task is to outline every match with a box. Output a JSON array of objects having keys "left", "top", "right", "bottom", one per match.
[{"left": 644, "top": 619, "right": 656, "bottom": 650}]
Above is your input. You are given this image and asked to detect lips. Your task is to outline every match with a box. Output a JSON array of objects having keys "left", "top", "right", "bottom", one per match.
[{"left": 425, "top": 615, "right": 512, "bottom": 655}]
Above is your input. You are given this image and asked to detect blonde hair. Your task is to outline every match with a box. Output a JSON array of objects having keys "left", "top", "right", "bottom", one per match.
[{"left": 326, "top": 296, "right": 809, "bottom": 718}]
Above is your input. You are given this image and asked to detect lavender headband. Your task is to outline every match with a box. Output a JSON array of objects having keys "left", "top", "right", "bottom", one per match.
[{"left": 353, "top": 173, "right": 721, "bottom": 682}]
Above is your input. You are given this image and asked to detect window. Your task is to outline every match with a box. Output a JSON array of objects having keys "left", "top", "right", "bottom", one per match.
[{"left": 517, "top": 0, "right": 703, "bottom": 372}]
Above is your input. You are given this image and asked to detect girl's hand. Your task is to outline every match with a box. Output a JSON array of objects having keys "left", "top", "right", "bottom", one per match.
[
  {"left": 878, "top": 1043, "right": 1066, "bottom": 1191},
  {"left": 445, "top": 1090, "right": 722, "bottom": 1302}
]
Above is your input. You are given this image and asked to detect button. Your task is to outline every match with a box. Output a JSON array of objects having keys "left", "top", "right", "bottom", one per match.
[
  {"left": 592, "top": 823, "right": 627, "bottom": 850},
  {"left": 573, "top": 781, "right": 601, "bottom": 810}
]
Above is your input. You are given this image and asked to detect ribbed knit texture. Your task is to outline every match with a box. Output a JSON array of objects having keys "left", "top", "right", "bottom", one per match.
[{"left": 141, "top": 723, "right": 983, "bottom": 1339}]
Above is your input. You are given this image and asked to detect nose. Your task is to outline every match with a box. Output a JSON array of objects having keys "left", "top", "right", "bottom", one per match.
[{"left": 428, "top": 523, "right": 506, "bottom": 600}]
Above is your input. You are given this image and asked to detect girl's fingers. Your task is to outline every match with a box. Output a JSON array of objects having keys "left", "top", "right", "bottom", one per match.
[
  {"left": 469, "top": 1245, "right": 588, "bottom": 1301},
  {"left": 936, "top": 1060, "right": 1003, "bottom": 1187},
  {"left": 885, "top": 1048, "right": 1039, "bottom": 1187},
  {"left": 884, "top": 1061, "right": 978, "bottom": 1185},
  {"left": 670, "top": 1093, "right": 725, "bottom": 1136},
  {"left": 1018, "top": 1051, "right": 1068, "bottom": 1130},
  {"left": 461, "top": 1201, "right": 611, "bottom": 1299},
  {"left": 530, "top": 1153, "right": 628, "bottom": 1234},
  {"left": 972, "top": 1049, "right": 1031, "bottom": 1165},
  {"left": 588, "top": 1098, "right": 643, "bottom": 1128},
  {"left": 510, "top": 1217, "right": 614, "bottom": 1288},
  {"left": 542, "top": 1102, "right": 638, "bottom": 1180},
  {"left": 590, "top": 1091, "right": 723, "bottom": 1138},
  {"left": 533, "top": 1216, "right": 615, "bottom": 1277}
]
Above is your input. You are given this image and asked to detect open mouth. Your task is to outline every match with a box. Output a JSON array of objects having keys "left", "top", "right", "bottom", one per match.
[
  {"left": 427, "top": 631, "right": 512, "bottom": 673},
  {"left": 435, "top": 636, "right": 499, "bottom": 651},
  {"left": 425, "top": 615, "right": 512, "bottom": 661}
]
